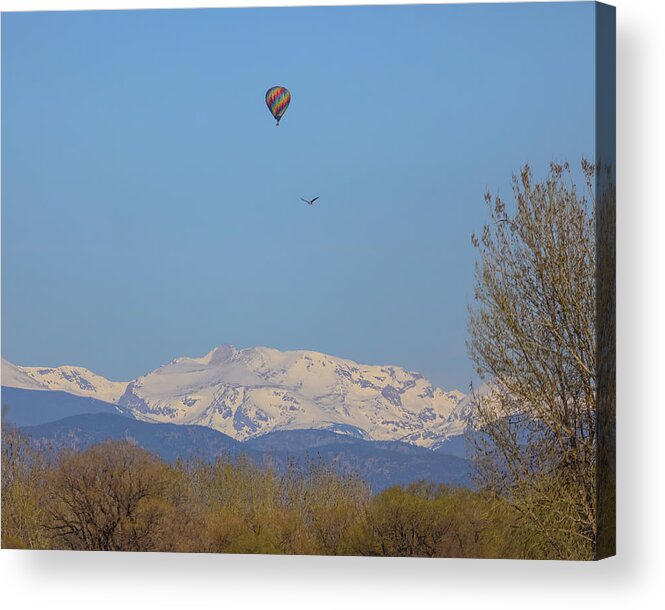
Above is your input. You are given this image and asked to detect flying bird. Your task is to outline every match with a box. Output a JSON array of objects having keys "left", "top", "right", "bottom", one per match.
[{"left": 300, "top": 197, "right": 320, "bottom": 206}]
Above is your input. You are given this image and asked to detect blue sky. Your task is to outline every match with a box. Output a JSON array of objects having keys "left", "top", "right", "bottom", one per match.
[{"left": 1, "top": 3, "right": 596, "bottom": 390}]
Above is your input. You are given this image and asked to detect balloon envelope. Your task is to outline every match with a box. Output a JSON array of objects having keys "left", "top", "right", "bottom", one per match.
[{"left": 265, "top": 86, "right": 291, "bottom": 124}]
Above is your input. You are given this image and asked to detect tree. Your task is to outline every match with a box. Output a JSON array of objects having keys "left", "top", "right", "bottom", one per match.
[
  {"left": 359, "top": 484, "right": 455, "bottom": 557},
  {"left": 468, "top": 161, "right": 599, "bottom": 559},
  {"left": 42, "top": 441, "right": 184, "bottom": 551},
  {"left": 1, "top": 424, "right": 49, "bottom": 549},
  {"left": 299, "top": 458, "right": 370, "bottom": 555}
]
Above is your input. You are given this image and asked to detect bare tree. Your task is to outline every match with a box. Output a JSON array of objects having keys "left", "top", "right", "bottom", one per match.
[{"left": 468, "top": 161, "right": 599, "bottom": 559}]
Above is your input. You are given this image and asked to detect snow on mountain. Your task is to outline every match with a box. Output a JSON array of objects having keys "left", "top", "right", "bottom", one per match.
[
  {"left": 118, "top": 345, "right": 468, "bottom": 447},
  {"left": 2, "top": 359, "right": 45, "bottom": 391},
  {"left": 428, "top": 381, "right": 502, "bottom": 451},
  {"left": 2, "top": 359, "right": 128, "bottom": 404}
]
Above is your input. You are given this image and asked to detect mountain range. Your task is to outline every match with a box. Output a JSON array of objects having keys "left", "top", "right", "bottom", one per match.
[
  {"left": 2, "top": 346, "right": 480, "bottom": 490},
  {"left": 2, "top": 346, "right": 473, "bottom": 448}
]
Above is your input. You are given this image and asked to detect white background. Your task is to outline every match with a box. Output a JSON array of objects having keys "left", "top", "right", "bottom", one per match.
[{"left": 0, "top": 0, "right": 662, "bottom": 608}]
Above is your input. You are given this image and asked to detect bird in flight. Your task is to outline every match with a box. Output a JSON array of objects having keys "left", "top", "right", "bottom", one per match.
[{"left": 300, "top": 197, "right": 320, "bottom": 206}]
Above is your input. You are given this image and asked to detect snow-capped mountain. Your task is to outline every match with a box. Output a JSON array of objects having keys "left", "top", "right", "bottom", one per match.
[
  {"left": 3, "top": 346, "right": 475, "bottom": 448},
  {"left": 118, "top": 345, "right": 467, "bottom": 447},
  {"left": 2, "top": 359, "right": 45, "bottom": 391},
  {"left": 1, "top": 359, "right": 128, "bottom": 404}
]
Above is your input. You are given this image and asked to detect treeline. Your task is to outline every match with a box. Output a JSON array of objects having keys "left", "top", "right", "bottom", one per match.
[{"left": 2, "top": 426, "right": 551, "bottom": 558}]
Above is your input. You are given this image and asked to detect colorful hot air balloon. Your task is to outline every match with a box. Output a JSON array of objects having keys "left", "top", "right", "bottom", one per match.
[{"left": 265, "top": 86, "right": 291, "bottom": 126}]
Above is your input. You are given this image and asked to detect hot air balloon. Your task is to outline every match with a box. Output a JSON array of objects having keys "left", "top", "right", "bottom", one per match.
[{"left": 265, "top": 86, "right": 291, "bottom": 126}]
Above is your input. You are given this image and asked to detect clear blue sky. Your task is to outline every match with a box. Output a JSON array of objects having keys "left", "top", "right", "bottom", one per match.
[{"left": 1, "top": 3, "right": 596, "bottom": 390}]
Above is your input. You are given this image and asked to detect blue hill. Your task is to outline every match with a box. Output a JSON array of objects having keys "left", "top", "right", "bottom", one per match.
[
  {"left": 20, "top": 412, "right": 249, "bottom": 463},
  {"left": 246, "top": 429, "right": 472, "bottom": 490},
  {"left": 1, "top": 386, "right": 133, "bottom": 427}
]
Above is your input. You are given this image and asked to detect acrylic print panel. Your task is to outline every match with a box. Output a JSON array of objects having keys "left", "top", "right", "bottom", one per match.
[{"left": 0, "top": 2, "right": 615, "bottom": 559}]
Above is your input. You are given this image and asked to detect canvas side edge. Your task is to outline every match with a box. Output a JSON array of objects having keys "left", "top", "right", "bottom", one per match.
[{"left": 594, "top": 0, "right": 616, "bottom": 561}]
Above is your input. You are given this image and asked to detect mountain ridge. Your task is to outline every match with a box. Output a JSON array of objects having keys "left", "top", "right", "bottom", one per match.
[{"left": 2, "top": 358, "right": 128, "bottom": 403}]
